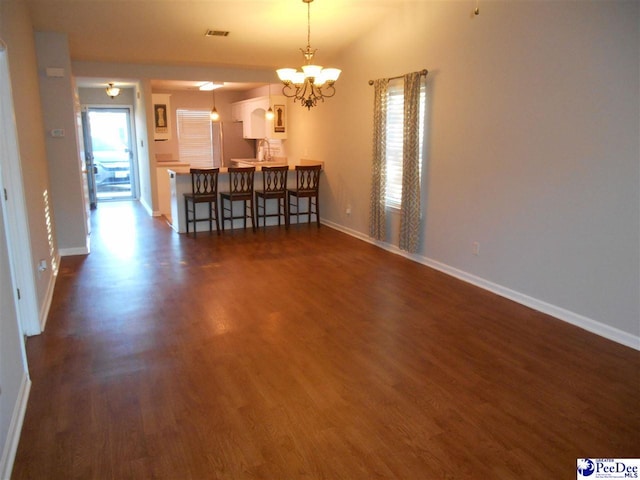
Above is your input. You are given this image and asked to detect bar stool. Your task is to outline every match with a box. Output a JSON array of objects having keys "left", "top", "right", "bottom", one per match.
[
  {"left": 184, "top": 168, "right": 220, "bottom": 236},
  {"left": 220, "top": 166, "right": 256, "bottom": 231},
  {"left": 287, "top": 165, "right": 321, "bottom": 227},
  {"left": 255, "top": 166, "right": 288, "bottom": 228}
]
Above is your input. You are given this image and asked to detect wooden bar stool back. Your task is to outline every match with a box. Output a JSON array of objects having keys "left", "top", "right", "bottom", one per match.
[
  {"left": 287, "top": 164, "right": 321, "bottom": 227},
  {"left": 184, "top": 168, "right": 220, "bottom": 236},
  {"left": 221, "top": 166, "right": 256, "bottom": 231},
  {"left": 255, "top": 166, "right": 288, "bottom": 228}
]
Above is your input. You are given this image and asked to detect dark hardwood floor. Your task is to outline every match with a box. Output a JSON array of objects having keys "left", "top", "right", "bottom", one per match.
[{"left": 11, "top": 201, "right": 639, "bottom": 479}]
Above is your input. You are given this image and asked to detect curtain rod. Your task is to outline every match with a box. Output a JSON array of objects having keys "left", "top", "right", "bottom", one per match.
[{"left": 368, "top": 69, "right": 428, "bottom": 85}]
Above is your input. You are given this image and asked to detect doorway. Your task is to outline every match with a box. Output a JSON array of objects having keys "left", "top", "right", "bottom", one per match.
[{"left": 83, "top": 107, "right": 137, "bottom": 203}]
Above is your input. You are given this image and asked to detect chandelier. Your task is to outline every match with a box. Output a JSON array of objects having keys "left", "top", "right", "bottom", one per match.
[{"left": 276, "top": 0, "right": 341, "bottom": 110}]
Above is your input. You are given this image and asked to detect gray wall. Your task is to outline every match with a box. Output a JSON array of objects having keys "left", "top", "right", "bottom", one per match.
[
  {"left": 78, "top": 85, "right": 135, "bottom": 106},
  {"left": 35, "top": 31, "right": 89, "bottom": 254},
  {"left": 0, "top": 0, "right": 58, "bottom": 324},
  {"left": 285, "top": 0, "right": 640, "bottom": 345}
]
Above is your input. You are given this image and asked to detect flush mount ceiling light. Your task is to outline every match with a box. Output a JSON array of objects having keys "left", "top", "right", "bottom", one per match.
[
  {"left": 105, "top": 83, "right": 120, "bottom": 99},
  {"left": 276, "top": 0, "right": 341, "bottom": 110},
  {"left": 199, "top": 82, "right": 225, "bottom": 91}
]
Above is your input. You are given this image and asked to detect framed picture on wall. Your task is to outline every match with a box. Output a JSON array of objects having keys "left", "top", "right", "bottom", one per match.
[
  {"left": 154, "top": 104, "right": 168, "bottom": 134},
  {"left": 273, "top": 104, "right": 286, "bottom": 133}
]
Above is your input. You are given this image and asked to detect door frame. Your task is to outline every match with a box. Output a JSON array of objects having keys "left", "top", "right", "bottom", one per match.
[
  {"left": 83, "top": 104, "right": 140, "bottom": 201},
  {"left": 80, "top": 108, "right": 98, "bottom": 209},
  {"left": 0, "top": 42, "right": 41, "bottom": 337}
]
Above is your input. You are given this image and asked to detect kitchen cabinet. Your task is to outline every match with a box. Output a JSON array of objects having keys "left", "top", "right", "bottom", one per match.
[
  {"left": 232, "top": 95, "right": 287, "bottom": 140},
  {"left": 231, "top": 102, "right": 245, "bottom": 123}
]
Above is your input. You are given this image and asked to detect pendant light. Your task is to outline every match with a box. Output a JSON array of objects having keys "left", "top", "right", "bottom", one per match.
[
  {"left": 199, "top": 82, "right": 223, "bottom": 121},
  {"left": 210, "top": 89, "right": 220, "bottom": 122},
  {"left": 266, "top": 84, "right": 274, "bottom": 120}
]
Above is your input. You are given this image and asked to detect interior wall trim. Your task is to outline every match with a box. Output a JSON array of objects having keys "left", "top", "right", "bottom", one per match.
[{"left": 322, "top": 219, "right": 640, "bottom": 352}]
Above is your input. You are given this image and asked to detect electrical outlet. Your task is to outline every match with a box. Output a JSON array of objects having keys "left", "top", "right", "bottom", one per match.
[
  {"left": 346, "top": 205, "right": 351, "bottom": 215},
  {"left": 473, "top": 241, "right": 480, "bottom": 256}
]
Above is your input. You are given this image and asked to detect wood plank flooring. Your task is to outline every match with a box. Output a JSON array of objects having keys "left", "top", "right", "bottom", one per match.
[{"left": 11, "top": 201, "right": 640, "bottom": 479}]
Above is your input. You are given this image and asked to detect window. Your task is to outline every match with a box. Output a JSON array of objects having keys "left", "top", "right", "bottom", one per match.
[
  {"left": 176, "top": 109, "right": 215, "bottom": 168},
  {"left": 384, "top": 79, "right": 426, "bottom": 209}
]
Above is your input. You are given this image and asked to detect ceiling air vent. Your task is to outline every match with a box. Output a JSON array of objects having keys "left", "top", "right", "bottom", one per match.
[{"left": 205, "top": 30, "right": 230, "bottom": 37}]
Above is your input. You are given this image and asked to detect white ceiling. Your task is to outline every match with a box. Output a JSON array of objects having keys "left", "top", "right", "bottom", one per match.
[
  {"left": 26, "top": 0, "right": 411, "bottom": 82},
  {"left": 75, "top": 78, "right": 265, "bottom": 92},
  {"left": 148, "top": 80, "right": 264, "bottom": 92}
]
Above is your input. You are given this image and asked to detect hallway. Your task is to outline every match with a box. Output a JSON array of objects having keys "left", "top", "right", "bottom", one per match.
[{"left": 11, "top": 201, "right": 640, "bottom": 479}]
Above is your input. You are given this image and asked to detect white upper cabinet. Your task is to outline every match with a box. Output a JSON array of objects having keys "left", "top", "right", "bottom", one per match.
[
  {"left": 232, "top": 95, "right": 287, "bottom": 140},
  {"left": 231, "top": 101, "right": 245, "bottom": 123}
]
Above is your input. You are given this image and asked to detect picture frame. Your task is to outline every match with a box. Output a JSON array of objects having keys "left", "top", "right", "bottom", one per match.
[
  {"left": 154, "top": 104, "right": 168, "bottom": 133},
  {"left": 273, "top": 104, "right": 286, "bottom": 133}
]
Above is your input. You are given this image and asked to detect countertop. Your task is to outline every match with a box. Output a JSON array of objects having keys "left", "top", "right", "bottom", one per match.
[
  {"left": 231, "top": 158, "right": 288, "bottom": 167},
  {"left": 167, "top": 159, "right": 323, "bottom": 175}
]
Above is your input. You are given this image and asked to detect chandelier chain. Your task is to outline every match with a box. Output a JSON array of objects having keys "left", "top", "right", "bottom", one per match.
[{"left": 307, "top": 0, "right": 311, "bottom": 50}]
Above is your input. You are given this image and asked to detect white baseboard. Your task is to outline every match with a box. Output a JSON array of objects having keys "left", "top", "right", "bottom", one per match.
[
  {"left": 0, "top": 373, "right": 31, "bottom": 480},
  {"left": 139, "top": 198, "right": 161, "bottom": 217},
  {"left": 322, "top": 220, "right": 640, "bottom": 351},
  {"left": 422, "top": 257, "right": 640, "bottom": 351},
  {"left": 59, "top": 235, "right": 90, "bottom": 257},
  {"left": 58, "top": 246, "right": 89, "bottom": 256},
  {"left": 38, "top": 255, "right": 59, "bottom": 332}
]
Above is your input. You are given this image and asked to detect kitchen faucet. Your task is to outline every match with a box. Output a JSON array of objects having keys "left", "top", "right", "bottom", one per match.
[{"left": 258, "top": 138, "right": 271, "bottom": 162}]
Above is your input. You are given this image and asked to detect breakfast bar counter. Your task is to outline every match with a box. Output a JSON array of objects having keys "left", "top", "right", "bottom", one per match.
[{"left": 165, "top": 160, "right": 323, "bottom": 233}]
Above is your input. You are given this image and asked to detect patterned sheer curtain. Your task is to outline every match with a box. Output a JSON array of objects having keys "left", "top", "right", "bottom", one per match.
[
  {"left": 399, "top": 72, "right": 422, "bottom": 253},
  {"left": 369, "top": 78, "right": 388, "bottom": 240}
]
